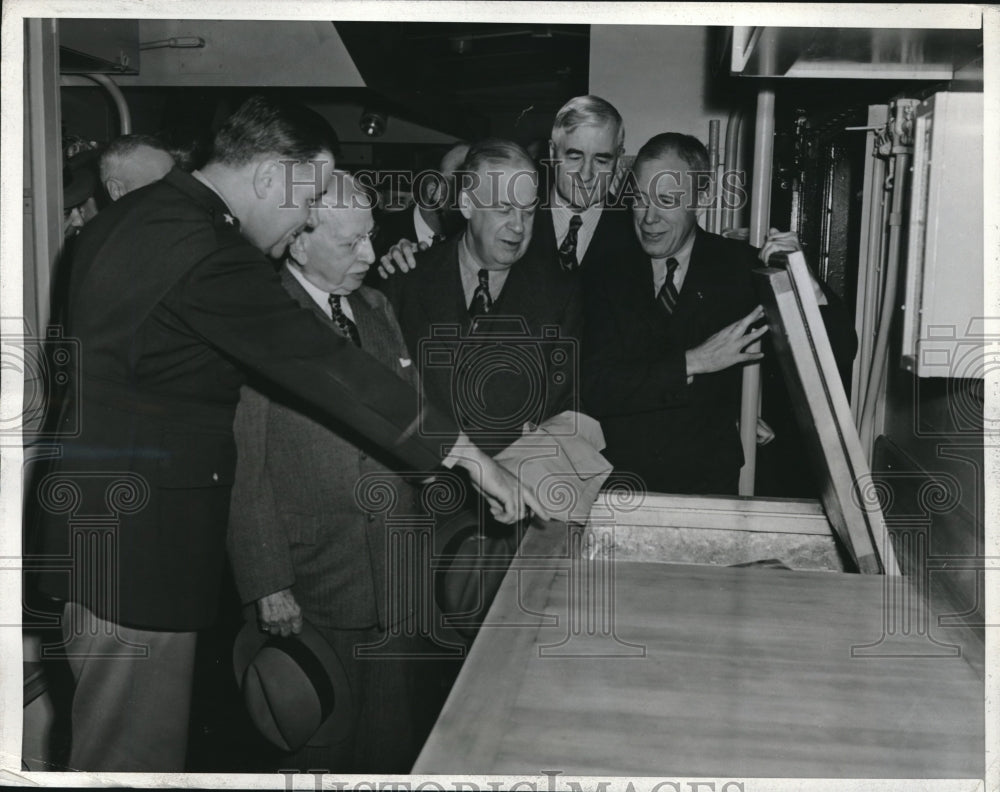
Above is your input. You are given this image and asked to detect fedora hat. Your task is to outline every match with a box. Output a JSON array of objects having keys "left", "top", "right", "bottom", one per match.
[
  {"left": 233, "top": 618, "right": 354, "bottom": 752},
  {"left": 433, "top": 508, "right": 522, "bottom": 642}
]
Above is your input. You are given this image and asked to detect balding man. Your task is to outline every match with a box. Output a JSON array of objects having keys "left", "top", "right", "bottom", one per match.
[
  {"left": 383, "top": 138, "right": 582, "bottom": 453},
  {"left": 99, "top": 134, "right": 176, "bottom": 200},
  {"left": 228, "top": 173, "right": 441, "bottom": 772}
]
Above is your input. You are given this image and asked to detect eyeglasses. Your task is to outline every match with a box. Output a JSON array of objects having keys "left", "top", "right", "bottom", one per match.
[{"left": 340, "top": 225, "right": 379, "bottom": 253}]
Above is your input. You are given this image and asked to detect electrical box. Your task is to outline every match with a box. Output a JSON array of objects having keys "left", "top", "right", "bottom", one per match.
[{"left": 901, "top": 91, "right": 984, "bottom": 378}]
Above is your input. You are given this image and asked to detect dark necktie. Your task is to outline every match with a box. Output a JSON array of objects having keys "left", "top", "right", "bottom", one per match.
[
  {"left": 656, "top": 257, "right": 681, "bottom": 317},
  {"left": 558, "top": 213, "right": 583, "bottom": 272},
  {"left": 469, "top": 268, "right": 493, "bottom": 317},
  {"left": 328, "top": 294, "right": 361, "bottom": 347}
]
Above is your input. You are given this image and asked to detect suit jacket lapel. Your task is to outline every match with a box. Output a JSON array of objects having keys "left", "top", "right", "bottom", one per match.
[
  {"left": 417, "top": 239, "right": 468, "bottom": 329},
  {"left": 492, "top": 256, "right": 536, "bottom": 317},
  {"left": 672, "top": 229, "right": 712, "bottom": 324},
  {"left": 535, "top": 206, "right": 558, "bottom": 254},
  {"left": 280, "top": 266, "right": 334, "bottom": 328}
]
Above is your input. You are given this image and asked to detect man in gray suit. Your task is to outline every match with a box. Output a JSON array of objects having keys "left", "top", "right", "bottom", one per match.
[{"left": 227, "top": 173, "right": 442, "bottom": 772}]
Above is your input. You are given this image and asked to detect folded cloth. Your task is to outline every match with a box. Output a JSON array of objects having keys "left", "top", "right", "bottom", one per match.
[{"left": 494, "top": 411, "right": 613, "bottom": 525}]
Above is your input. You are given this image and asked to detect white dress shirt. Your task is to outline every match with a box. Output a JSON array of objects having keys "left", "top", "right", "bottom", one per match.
[
  {"left": 650, "top": 232, "right": 696, "bottom": 299},
  {"left": 412, "top": 205, "right": 437, "bottom": 247},
  {"left": 286, "top": 262, "right": 356, "bottom": 322},
  {"left": 550, "top": 195, "right": 603, "bottom": 265},
  {"left": 458, "top": 234, "right": 511, "bottom": 308}
]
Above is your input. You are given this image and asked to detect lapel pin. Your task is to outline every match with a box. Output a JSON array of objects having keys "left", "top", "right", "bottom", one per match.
[{"left": 223, "top": 213, "right": 236, "bottom": 226}]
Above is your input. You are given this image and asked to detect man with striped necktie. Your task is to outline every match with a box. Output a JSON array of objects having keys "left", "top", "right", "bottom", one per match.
[{"left": 583, "top": 133, "right": 783, "bottom": 495}]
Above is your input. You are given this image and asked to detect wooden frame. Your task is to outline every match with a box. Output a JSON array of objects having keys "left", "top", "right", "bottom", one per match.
[{"left": 755, "top": 252, "right": 900, "bottom": 575}]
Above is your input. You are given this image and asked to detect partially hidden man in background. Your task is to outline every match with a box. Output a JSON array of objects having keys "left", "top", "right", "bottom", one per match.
[{"left": 29, "top": 95, "right": 545, "bottom": 773}]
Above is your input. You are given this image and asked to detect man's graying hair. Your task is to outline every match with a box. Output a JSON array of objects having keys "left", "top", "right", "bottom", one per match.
[
  {"left": 634, "top": 132, "right": 711, "bottom": 175},
  {"left": 99, "top": 134, "right": 172, "bottom": 182},
  {"left": 551, "top": 95, "right": 625, "bottom": 150}
]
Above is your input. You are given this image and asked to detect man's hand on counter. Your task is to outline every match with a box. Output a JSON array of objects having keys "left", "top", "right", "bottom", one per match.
[{"left": 444, "top": 434, "right": 552, "bottom": 524}]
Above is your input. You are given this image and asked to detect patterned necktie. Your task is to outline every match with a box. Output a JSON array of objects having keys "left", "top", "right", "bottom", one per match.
[
  {"left": 656, "top": 257, "right": 681, "bottom": 317},
  {"left": 328, "top": 294, "right": 361, "bottom": 347},
  {"left": 469, "top": 268, "right": 493, "bottom": 317},
  {"left": 558, "top": 213, "right": 584, "bottom": 272}
]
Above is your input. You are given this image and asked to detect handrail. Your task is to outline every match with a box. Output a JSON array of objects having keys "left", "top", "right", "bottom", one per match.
[{"left": 59, "top": 73, "right": 131, "bottom": 135}]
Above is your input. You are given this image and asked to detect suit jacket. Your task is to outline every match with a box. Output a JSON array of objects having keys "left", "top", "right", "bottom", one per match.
[
  {"left": 528, "top": 200, "right": 635, "bottom": 277},
  {"left": 227, "top": 270, "right": 421, "bottom": 629},
  {"left": 582, "top": 226, "right": 759, "bottom": 495},
  {"left": 382, "top": 236, "right": 583, "bottom": 452},
  {"left": 31, "top": 168, "right": 457, "bottom": 631}
]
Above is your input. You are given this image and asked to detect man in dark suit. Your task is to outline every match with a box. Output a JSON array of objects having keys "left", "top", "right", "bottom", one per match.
[
  {"left": 228, "top": 173, "right": 441, "bottom": 772},
  {"left": 382, "top": 139, "right": 582, "bottom": 454},
  {"left": 527, "top": 95, "right": 635, "bottom": 276},
  {"left": 372, "top": 141, "right": 470, "bottom": 274},
  {"left": 29, "top": 96, "right": 541, "bottom": 772},
  {"left": 583, "top": 133, "right": 770, "bottom": 495}
]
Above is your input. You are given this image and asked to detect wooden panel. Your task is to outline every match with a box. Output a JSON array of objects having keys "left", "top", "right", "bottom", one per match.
[
  {"left": 590, "top": 492, "right": 831, "bottom": 535},
  {"left": 755, "top": 255, "right": 899, "bottom": 575},
  {"left": 415, "top": 523, "right": 982, "bottom": 777}
]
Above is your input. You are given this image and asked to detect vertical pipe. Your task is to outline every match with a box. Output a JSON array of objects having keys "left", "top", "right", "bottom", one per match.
[
  {"left": 723, "top": 109, "right": 744, "bottom": 233},
  {"left": 87, "top": 74, "right": 132, "bottom": 135},
  {"left": 859, "top": 152, "right": 909, "bottom": 444},
  {"left": 706, "top": 120, "right": 720, "bottom": 234},
  {"left": 738, "top": 86, "right": 775, "bottom": 496}
]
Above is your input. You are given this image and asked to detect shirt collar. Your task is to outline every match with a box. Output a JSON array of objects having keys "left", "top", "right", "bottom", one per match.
[
  {"left": 192, "top": 169, "right": 236, "bottom": 215},
  {"left": 549, "top": 187, "right": 604, "bottom": 222},
  {"left": 412, "top": 205, "right": 436, "bottom": 246},
  {"left": 286, "top": 261, "right": 339, "bottom": 315},
  {"left": 652, "top": 228, "right": 696, "bottom": 272},
  {"left": 459, "top": 231, "right": 493, "bottom": 276}
]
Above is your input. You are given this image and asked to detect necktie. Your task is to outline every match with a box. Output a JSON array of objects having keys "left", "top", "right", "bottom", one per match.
[
  {"left": 558, "top": 214, "right": 583, "bottom": 272},
  {"left": 656, "top": 257, "right": 681, "bottom": 317},
  {"left": 328, "top": 294, "right": 361, "bottom": 347},
  {"left": 469, "top": 269, "right": 493, "bottom": 317}
]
